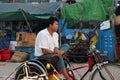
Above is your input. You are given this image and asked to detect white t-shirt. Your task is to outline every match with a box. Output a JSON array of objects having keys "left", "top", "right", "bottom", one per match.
[{"left": 35, "top": 28, "right": 59, "bottom": 56}]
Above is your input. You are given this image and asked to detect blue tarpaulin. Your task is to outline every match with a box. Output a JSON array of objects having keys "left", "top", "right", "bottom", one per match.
[{"left": 0, "top": 2, "right": 61, "bottom": 15}]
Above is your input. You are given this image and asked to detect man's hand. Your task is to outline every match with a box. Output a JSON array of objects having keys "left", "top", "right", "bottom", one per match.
[
  {"left": 56, "top": 50, "right": 64, "bottom": 57},
  {"left": 54, "top": 47, "right": 64, "bottom": 57}
]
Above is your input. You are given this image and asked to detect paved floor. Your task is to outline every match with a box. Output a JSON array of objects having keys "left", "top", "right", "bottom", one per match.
[
  {"left": 0, "top": 61, "right": 120, "bottom": 80},
  {"left": 0, "top": 61, "right": 21, "bottom": 80},
  {"left": 0, "top": 61, "right": 91, "bottom": 80}
]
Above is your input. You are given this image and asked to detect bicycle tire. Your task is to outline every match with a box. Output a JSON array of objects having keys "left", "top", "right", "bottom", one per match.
[
  {"left": 90, "top": 61, "right": 120, "bottom": 80},
  {"left": 15, "top": 62, "right": 48, "bottom": 80}
]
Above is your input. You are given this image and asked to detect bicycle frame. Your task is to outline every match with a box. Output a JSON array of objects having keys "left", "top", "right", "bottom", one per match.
[
  {"left": 18, "top": 52, "right": 97, "bottom": 80},
  {"left": 65, "top": 54, "right": 95, "bottom": 80},
  {"left": 66, "top": 48, "right": 114, "bottom": 80},
  {"left": 14, "top": 46, "right": 117, "bottom": 80}
]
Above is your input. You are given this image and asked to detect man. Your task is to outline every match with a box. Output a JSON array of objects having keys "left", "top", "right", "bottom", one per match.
[{"left": 35, "top": 17, "right": 72, "bottom": 80}]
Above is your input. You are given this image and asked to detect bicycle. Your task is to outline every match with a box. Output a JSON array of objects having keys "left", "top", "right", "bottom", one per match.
[
  {"left": 89, "top": 46, "right": 120, "bottom": 80},
  {"left": 14, "top": 45, "right": 120, "bottom": 80}
]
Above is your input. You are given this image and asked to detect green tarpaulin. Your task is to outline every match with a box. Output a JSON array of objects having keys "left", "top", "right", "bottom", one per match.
[
  {"left": 61, "top": 0, "right": 114, "bottom": 27},
  {"left": 0, "top": 9, "right": 39, "bottom": 21}
]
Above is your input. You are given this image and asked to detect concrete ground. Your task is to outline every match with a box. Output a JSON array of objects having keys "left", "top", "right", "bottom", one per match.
[
  {"left": 0, "top": 61, "right": 91, "bottom": 80},
  {"left": 0, "top": 61, "right": 120, "bottom": 80},
  {"left": 0, "top": 61, "right": 21, "bottom": 80}
]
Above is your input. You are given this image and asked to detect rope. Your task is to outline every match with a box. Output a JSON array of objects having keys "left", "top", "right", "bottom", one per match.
[{"left": 21, "top": 9, "right": 33, "bottom": 33}]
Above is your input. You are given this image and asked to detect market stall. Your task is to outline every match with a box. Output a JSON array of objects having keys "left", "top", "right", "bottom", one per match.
[
  {"left": 60, "top": 0, "right": 114, "bottom": 62},
  {"left": 0, "top": 2, "right": 61, "bottom": 61}
]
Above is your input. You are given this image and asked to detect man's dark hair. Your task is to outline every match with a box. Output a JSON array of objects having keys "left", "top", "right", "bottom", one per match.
[
  {"left": 48, "top": 17, "right": 58, "bottom": 25},
  {"left": 115, "top": 6, "right": 120, "bottom": 16},
  {"left": 66, "top": 0, "right": 76, "bottom": 4}
]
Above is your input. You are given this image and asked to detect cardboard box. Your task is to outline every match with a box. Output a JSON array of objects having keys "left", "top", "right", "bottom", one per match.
[
  {"left": 16, "top": 32, "right": 27, "bottom": 41},
  {"left": 16, "top": 32, "right": 36, "bottom": 47}
]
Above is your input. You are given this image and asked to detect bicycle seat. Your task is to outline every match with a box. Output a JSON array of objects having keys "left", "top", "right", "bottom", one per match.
[
  {"left": 34, "top": 55, "right": 60, "bottom": 72},
  {"left": 36, "top": 55, "right": 59, "bottom": 64}
]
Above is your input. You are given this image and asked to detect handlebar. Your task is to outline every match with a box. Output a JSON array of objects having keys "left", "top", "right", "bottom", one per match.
[{"left": 88, "top": 45, "right": 100, "bottom": 55}]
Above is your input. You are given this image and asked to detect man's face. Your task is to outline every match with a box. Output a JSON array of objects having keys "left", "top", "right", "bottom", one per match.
[{"left": 50, "top": 21, "right": 58, "bottom": 32}]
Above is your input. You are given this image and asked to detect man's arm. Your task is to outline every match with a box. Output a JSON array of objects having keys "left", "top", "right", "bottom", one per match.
[
  {"left": 41, "top": 48, "right": 54, "bottom": 54},
  {"left": 41, "top": 47, "right": 64, "bottom": 55}
]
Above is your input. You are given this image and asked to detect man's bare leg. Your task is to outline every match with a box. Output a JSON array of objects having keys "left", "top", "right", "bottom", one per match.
[{"left": 61, "top": 69, "right": 72, "bottom": 80}]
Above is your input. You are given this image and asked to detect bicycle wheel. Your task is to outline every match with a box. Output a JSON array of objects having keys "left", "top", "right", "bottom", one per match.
[
  {"left": 15, "top": 62, "right": 48, "bottom": 80},
  {"left": 90, "top": 61, "right": 120, "bottom": 80}
]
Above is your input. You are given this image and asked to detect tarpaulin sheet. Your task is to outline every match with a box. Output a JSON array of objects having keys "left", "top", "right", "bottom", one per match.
[{"left": 61, "top": 0, "right": 114, "bottom": 28}]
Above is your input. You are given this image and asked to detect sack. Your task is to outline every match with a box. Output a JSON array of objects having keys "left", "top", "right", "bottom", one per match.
[{"left": 11, "top": 51, "right": 29, "bottom": 62}]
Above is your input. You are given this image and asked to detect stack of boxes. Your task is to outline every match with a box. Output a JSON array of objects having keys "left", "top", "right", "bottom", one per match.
[{"left": 16, "top": 32, "right": 36, "bottom": 47}]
